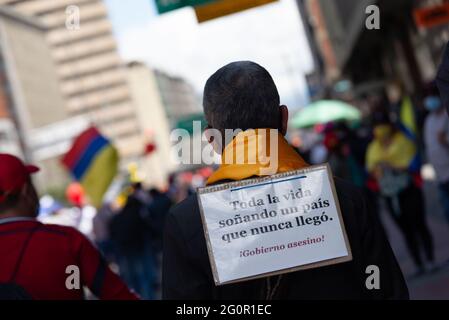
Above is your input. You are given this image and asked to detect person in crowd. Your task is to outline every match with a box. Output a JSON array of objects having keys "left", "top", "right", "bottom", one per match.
[
  {"left": 167, "top": 174, "right": 191, "bottom": 204},
  {"left": 324, "top": 124, "right": 352, "bottom": 181},
  {"left": 324, "top": 122, "right": 366, "bottom": 188},
  {"left": 0, "top": 153, "right": 138, "bottom": 300},
  {"left": 437, "top": 41, "right": 449, "bottom": 115},
  {"left": 366, "top": 116, "right": 435, "bottom": 275},
  {"left": 109, "top": 184, "right": 156, "bottom": 300},
  {"left": 92, "top": 204, "right": 116, "bottom": 262},
  {"left": 147, "top": 188, "right": 172, "bottom": 255},
  {"left": 423, "top": 89, "right": 449, "bottom": 224},
  {"left": 147, "top": 188, "right": 173, "bottom": 297},
  {"left": 308, "top": 136, "right": 328, "bottom": 165},
  {"left": 163, "top": 61, "right": 408, "bottom": 299}
]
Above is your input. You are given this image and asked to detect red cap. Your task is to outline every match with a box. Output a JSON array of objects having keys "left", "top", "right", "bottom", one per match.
[{"left": 0, "top": 154, "right": 39, "bottom": 203}]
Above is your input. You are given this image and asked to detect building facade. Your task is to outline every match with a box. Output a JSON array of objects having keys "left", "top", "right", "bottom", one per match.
[
  {"left": 125, "top": 61, "right": 176, "bottom": 188},
  {"left": 154, "top": 69, "right": 202, "bottom": 127},
  {"left": 0, "top": 0, "right": 144, "bottom": 158},
  {"left": 299, "top": 0, "right": 449, "bottom": 101},
  {"left": 0, "top": 5, "right": 72, "bottom": 190},
  {"left": 412, "top": 0, "right": 449, "bottom": 80}
]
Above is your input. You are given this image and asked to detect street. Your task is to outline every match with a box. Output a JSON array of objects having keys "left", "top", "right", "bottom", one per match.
[{"left": 381, "top": 180, "right": 449, "bottom": 299}]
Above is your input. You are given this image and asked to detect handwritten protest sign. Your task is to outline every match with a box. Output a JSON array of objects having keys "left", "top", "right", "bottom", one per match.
[{"left": 197, "top": 164, "right": 352, "bottom": 285}]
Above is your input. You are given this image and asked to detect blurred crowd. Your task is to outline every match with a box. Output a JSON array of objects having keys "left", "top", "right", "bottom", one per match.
[
  {"left": 34, "top": 80, "right": 449, "bottom": 297},
  {"left": 297, "top": 83, "right": 449, "bottom": 277},
  {"left": 35, "top": 167, "right": 214, "bottom": 299}
]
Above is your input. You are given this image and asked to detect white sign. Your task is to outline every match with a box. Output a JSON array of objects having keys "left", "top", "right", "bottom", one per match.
[{"left": 198, "top": 164, "right": 352, "bottom": 285}]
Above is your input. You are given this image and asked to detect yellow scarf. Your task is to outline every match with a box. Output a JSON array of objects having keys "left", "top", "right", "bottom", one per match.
[
  {"left": 207, "top": 129, "right": 308, "bottom": 185},
  {"left": 366, "top": 131, "right": 416, "bottom": 173}
]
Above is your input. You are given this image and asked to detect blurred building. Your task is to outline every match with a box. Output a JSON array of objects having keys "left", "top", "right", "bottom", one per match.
[
  {"left": 0, "top": 111, "right": 22, "bottom": 156},
  {"left": 125, "top": 61, "right": 211, "bottom": 186},
  {"left": 298, "top": 0, "right": 449, "bottom": 100},
  {"left": 0, "top": 55, "right": 21, "bottom": 156},
  {"left": 154, "top": 69, "right": 202, "bottom": 127},
  {"left": 296, "top": 0, "right": 326, "bottom": 101},
  {"left": 125, "top": 61, "right": 176, "bottom": 188},
  {"left": 0, "top": 5, "right": 72, "bottom": 190},
  {"left": 0, "top": 0, "right": 144, "bottom": 158},
  {"left": 413, "top": 0, "right": 449, "bottom": 79},
  {"left": 152, "top": 70, "right": 214, "bottom": 172}
]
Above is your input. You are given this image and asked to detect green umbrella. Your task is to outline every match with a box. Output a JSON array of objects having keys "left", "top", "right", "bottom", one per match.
[{"left": 291, "top": 100, "right": 361, "bottom": 129}]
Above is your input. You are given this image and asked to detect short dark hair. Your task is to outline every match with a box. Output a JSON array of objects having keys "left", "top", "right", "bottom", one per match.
[{"left": 203, "top": 61, "right": 280, "bottom": 132}]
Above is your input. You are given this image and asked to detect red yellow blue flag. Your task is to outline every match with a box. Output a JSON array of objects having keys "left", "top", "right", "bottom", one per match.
[{"left": 62, "top": 127, "right": 119, "bottom": 207}]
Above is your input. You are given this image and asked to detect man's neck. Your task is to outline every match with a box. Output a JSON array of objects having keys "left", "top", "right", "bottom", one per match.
[{"left": 0, "top": 211, "right": 30, "bottom": 220}]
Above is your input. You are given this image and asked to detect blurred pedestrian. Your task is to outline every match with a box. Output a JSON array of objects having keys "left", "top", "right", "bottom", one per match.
[
  {"left": 324, "top": 126, "right": 352, "bottom": 182},
  {"left": 324, "top": 122, "right": 366, "bottom": 188},
  {"left": 93, "top": 204, "right": 116, "bottom": 262},
  {"left": 0, "top": 154, "right": 138, "bottom": 300},
  {"left": 423, "top": 92, "right": 449, "bottom": 224},
  {"left": 366, "top": 118, "right": 435, "bottom": 275},
  {"left": 109, "top": 184, "right": 156, "bottom": 300},
  {"left": 146, "top": 188, "right": 172, "bottom": 297},
  {"left": 147, "top": 188, "right": 172, "bottom": 254},
  {"left": 163, "top": 61, "right": 408, "bottom": 300}
]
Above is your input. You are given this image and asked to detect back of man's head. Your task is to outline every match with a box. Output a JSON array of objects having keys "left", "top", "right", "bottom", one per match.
[
  {"left": 203, "top": 61, "right": 280, "bottom": 133},
  {"left": 0, "top": 154, "right": 40, "bottom": 217}
]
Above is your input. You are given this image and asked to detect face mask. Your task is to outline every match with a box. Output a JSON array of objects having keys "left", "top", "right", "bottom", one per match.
[
  {"left": 424, "top": 96, "right": 442, "bottom": 112},
  {"left": 374, "top": 125, "right": 392, "bottom": 141}
]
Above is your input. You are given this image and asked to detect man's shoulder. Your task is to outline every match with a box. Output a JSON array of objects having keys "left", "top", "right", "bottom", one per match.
[
  {"left": 41, "top": 222, "right": 79, "bottom": 234},
  {"left": 40, "top": 223, "right": 91, "bottom": 245},
  {"left": 167, "top": 194, "right": 203, "bottom": 241},
  {"left": 333, "top": 177, "right": 364, "bottom": 203},
  {"left": 332, "top": 178, "right": 374, "bottom": 240},
  {"left": 335, "top": 177, "right": 369, "bottom": 213}
]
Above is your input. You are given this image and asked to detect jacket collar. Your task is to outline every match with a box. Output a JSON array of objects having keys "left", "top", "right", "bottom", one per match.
[
  {"left": 207, "top": 129, "right": 308, "bottom": 185},
  {"left": 0, "top": 216, "right": 37, "bottom": 225}
]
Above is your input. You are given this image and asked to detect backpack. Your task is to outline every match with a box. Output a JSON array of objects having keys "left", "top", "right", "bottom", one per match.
[{"left": 0, "top": 226, "right": 39, "bottom": 300}]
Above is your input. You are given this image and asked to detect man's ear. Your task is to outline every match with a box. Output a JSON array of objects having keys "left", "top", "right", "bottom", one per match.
[
  {"left": 205, "top": 127, "right": 223, "bottom": 154},
  {"left": 280, "top": 105, "right": 289, "bottom": 136},
  {"left": 205, "top": 127, "right": 214, "bottom": 144}
]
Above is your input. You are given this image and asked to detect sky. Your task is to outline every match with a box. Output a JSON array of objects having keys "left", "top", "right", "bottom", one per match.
[{"left": 104, "top": 0, "right": 314, "bottom": 109}]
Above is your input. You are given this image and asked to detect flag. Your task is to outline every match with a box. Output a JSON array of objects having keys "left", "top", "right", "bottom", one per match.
[
  {"left": 398, "top": 96, "right": 421, "bottom": 173},
  {"left": 144, "top": 142, "right": 156, "bottom": 155},
  {"left": 62, "top": 127, "right": 119, "bottom": 207},
  {"left": 399, "top": 96, "right": 417, "bottom": 140}
]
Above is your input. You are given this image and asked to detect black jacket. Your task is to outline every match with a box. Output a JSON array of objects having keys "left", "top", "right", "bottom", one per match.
[{"left": 162, "top": 178, "right": 409, "bottom": 300}]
